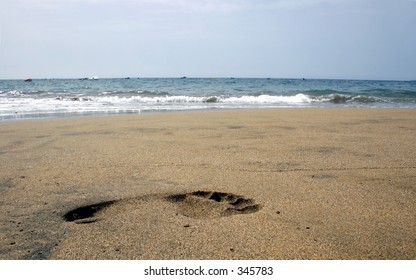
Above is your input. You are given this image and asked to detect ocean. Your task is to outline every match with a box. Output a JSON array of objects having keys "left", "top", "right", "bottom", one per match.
[{"left": 1, "top": 78, "right": 415, "bottom": 120}]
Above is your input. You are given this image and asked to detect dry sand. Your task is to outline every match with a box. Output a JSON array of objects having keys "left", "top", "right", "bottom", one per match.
[{"left": 0, "top": 108, "right": 415, "bottom": 260}]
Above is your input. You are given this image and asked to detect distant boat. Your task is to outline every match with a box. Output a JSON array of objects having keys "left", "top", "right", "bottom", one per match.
[
  {"left": 24, "top": 78, "right": 32, "bottom": 82},
  {"left": 180, "top": 76, "right": 186, "bottom": 79},
  {"left": 79, "top": 76, "right": 98, "bottom": 80}
]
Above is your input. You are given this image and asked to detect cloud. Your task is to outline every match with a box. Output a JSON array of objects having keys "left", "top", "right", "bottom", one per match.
[
  {"left": 128, "top": 0, "right": 355, "bottom": 13},
  {"left": 1, "top": 0, "right": 359, "bottom": 34},
  {"left": 7, "top": 0, "right": 354, "bottom": 14}
]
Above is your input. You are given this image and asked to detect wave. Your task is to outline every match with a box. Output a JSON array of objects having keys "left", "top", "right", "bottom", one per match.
[
  {"left": 0, "top": 93, "right": 396, "bottom": 106},
  {"left": 309, "top": 93, "right": 385, "bottom": 104},
  {"left": 47, "top": 93, "right": 313, "bottom": 104},
  {"left": 99, "top": 90, "right": 170, "bottom": 96},
  {"left": 2, "top": 78, "right": 415, "bottom": 120},
  {"left": 1, "top": 90, "right": 23, "bottom": 96},
  {"left": 1, "top": 92, "right": 415, "bottom": 119},
  {"left": 2, "top": 87, "right": 413, "bottom": 106}
]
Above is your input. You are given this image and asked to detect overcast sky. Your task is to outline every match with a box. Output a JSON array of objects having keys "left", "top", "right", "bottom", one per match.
[{"left": 0, "top": 0, "right": 415, "bottom": 80}]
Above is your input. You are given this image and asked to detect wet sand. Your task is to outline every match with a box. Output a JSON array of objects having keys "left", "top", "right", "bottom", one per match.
[{"left": 0, "top": 108, "right": 415, "bottom": 259}]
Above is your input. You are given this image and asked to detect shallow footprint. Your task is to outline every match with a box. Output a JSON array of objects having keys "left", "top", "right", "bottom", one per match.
[{"left": 166, "top": 191, "right": 262, "bottom": 219}]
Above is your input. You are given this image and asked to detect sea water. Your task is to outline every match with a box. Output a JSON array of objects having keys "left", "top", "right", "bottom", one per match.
[{"left": 0, "top": 78, "right": 415, "bottom": 120}]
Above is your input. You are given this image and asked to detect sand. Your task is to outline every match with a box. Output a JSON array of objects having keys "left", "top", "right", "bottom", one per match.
[{"left": 0, "top": 108, "right": 415, "bottom": 260}]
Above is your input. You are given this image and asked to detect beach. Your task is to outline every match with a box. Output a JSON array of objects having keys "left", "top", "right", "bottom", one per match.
[{"left": 0, "top": 108, "right": 415, "bottom": 259}]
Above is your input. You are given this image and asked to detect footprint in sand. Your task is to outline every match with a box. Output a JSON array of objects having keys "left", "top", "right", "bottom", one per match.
[
  {"left": 63, "top": 191, "right": 261, "bottom": 223},
  {"left": 63, "top": 200, "right": 116, "bottom": 224},
  {"left": 166, "top": 191, "right": 262, "bottom": 219}
]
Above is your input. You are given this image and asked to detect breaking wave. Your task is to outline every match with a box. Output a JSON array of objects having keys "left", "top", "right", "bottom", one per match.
[{"left": 1, "top": 78, "right": 415, "bottom": 120}]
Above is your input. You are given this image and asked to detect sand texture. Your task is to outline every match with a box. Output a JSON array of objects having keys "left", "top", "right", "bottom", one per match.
[{"left": 0, "top": 108, "right": 415, "bottom": 259}]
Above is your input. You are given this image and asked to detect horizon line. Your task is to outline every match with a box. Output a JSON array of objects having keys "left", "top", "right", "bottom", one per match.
[{"left": 0, "top": 76, "right": 414, "bottom": 82}]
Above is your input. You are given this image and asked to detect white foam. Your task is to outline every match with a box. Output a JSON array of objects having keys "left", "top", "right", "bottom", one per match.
[
  {"left": 76, "top": 94, "right": 313, "bottom": 104},
  {"left": 0, "top": 94, "right": 316, "bottom": 119},
  {"left": 223, "top": 94, "right": 312, "bottom": 103}
]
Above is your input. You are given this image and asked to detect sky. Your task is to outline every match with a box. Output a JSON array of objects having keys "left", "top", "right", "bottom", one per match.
[{"left": 0, "top": 0, "right": 415, "bottom": 80}]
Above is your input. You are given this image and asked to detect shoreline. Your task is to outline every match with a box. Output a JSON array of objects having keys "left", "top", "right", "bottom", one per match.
[
  {"left": 1, "top": 108, "right": 415, "bottom": 259},
  {"left": 1, "top": 106, "right": 414, "bottom": 123}
]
